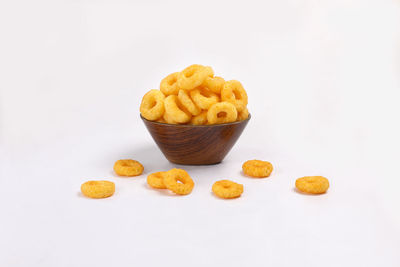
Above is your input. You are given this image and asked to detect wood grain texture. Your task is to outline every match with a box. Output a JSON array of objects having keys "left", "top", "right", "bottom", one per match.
[{"left": 141, "top": 115, "right": 251, "bottom": 165}]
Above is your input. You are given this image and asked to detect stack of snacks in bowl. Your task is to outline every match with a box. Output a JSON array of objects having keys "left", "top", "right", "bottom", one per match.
[{"left": 140, "top": 64, "right": 251, "bottom": 165}]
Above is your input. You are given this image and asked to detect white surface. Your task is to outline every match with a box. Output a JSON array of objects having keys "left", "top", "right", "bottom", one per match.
[{"left": 1, "top": 0, "right": 400, "bottom": 266}]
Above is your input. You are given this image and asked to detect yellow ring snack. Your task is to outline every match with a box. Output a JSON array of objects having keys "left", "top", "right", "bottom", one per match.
[
  {"left": 163, "top": 111, "right": 178, "bottom": 124},
  {"left": 114, "top": 159, "right": 144, "bottom": 177},
  {"left": 160, "top": 72, "right": 180, "bottom": 96},
  {"left": 221, "top": 80, "right": 248, "bottom": 112},
  {"left": 177, "top": 64, "right": 213, "bottom": 90},
  {"left": 237, "top": 107, "right": 249, "bottom": 121},
  {"left": 178, "top": 90, "right": 202, "bottom": 116},
  {"left": 164, "top": 95, "right": 192, "bottom": 123},
  {"left": 163, "top": 168, "right": 194, "bottom": 195},
  {"left": 140, "top": 89, "right": 166, "bottom": 121},
  {"left": 207, "top": 102, "right": 238, "bottom": 124},
  {"left": 190, "top": 88, "right": 220, "bottom": 110},
  {"left": 212, "top": 180, "right": 243, "bottom": 199},
  {"left": 81, "top": 180, "right": 115, "bottom": 199},
  {"left": 191, "top": 110, "right": 208, "bottom": 125},
  {"left": 203, "top": 76, "right": 225, "bottom": 94},
  {"left": 295, "top": 176, "right": 329, "bottom": 194},
  {"left": 147, "top": 172, "right": 167, "bottom": 189},
  {"left": 242, "top": 160, "right": 273, "bottom": 178}
]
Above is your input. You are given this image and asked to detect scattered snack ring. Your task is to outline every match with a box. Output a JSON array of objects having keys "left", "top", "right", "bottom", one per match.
[
  {"left": 237, "top": 107, "right": 249, "bottom": 121},
  {"left": 207, "top": 102, "right": 238, "bottom": 124},
  {"left": 177, "top": 64, "right": 213, "bottom": 90},
  {"left": 163, "top": 168, "right": 194, "bottom": 195},
  {"left": 295, "top": 176, "right": 329, "bottom": 194},
  {"left": 114, "top": 159, "right": 144, "bottom": 177},
  {"left": 221, "top": 80, "right": 248, "bottom": 112},
  {"left": 242, "top": 160, "right": 273, "bottom": 178},
  {"left": 140, "top": 89, "right": 166, "bottom": 121},
  {"left": 81, "top": 180, "right": 115, "bottom": 199},
  {"left": 160, "top": 72, "right": 180, "bottom": 96},
  {"left": 164, "top": 95, "right": 192, "bottom": 123},
  {"left": 147, "top": 172, "right": 167, "bottom": 189},
  {"left": 212, "top": 180, "right": 243, "bottom": 199}
]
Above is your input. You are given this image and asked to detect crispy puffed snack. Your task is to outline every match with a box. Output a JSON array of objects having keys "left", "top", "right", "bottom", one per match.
[
  {"left": 160, "top": 72, "right": 180, "bottom": 96},
  {"left": 114, "top": 159, "right": 144, "bottom": 177},
  {"left": 212, "top": 180, "right": 243, "bottom": 199},
  {"left": 242, "top": 160, "right": 273, "bottom": 178},
  {"left": 295, "top": 176, "right": 329, "bottom": 194},
  {"left": 177, "top": 64, "right": 213, "bottom": 90},
  {"left": 191, "top": 110, "right": 208, "bottom": 125},
  {"left": 164, "top": 95, "right": 192, "bottom": 124},
  {"left": 203, "top": 76, "right": 225, "bottom": 94},
  {"left": 237, "top": 107, "right": 249, "bottom": 121},
  {"left": 163, "top": 168, "right": 194, "bottom": 195},
  {"left": 81, "top": 180, "right": 115, "bottom": 199},
  {"left": 147, "top": 172, "right": 167, "bottom": 189},
  {"left": 207, "top": 102, "right": 238, "bottom": 124},
  {"left": 190, "top": 87, "right": 220, "bottom": 110},
  {"left": 140, "top": 90, "right": 166, "bottom": 121},
  {"left": 221, "top": 80, "right": 248, "bottom": 112},
  {"left": 178, "top": 89, "right": 202, "bottom": 116}
]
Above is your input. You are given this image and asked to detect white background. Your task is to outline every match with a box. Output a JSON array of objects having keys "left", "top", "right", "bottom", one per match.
[{"left": 1, "top": 0, "right": 400, "bottom": 266}]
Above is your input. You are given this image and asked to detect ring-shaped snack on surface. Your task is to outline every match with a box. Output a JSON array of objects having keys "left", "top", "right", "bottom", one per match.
[
  {"left": 81, "top": 180, "right": 115, "bottom": 199},
  {"left": 207, "top": 102, "right": 238, "bottom": 124},
  {"left": 242, "top": 160, "right": 273, "bottom": 178},
  {"left": 147, "top": 172, "right": 167, "bottom": 189},
  {"left": 114, "top": 159, "right": 144, "bottom": 177},
  {"left": 295, "top": 176, "right": 329, "bottom": 194},
  {"left": 212, "top": 180, "right": 243, "bottom": 199},
  {"left": 163, "top": 168, "right": 194, "bottom": 195}
]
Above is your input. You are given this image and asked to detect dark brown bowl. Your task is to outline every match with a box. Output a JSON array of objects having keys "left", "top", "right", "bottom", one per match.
[{"left": 141, "top": 114, "right": 251, "bottom": 165}]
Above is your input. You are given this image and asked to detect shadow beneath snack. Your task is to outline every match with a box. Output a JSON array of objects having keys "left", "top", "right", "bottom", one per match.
[{"left": 292, "top": 187, "right": 327, "bottom": 196}]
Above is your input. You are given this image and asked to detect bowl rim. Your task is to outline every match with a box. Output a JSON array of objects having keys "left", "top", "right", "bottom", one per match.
[{"left": 140, "top": 114, "right": 251, "bottom": 127}]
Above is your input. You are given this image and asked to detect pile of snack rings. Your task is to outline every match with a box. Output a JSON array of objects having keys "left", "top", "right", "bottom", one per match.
[
  {"left": 80, "top": 159, "right": 330, "bottom": 199},
  {"left": 140, "top": 64, "right": 249, "bottom": 125}
]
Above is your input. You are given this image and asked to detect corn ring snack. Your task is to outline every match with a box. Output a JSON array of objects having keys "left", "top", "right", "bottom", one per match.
[
  {"left": 163, "top": 111, "right": 178, "bottom": 124},
  {"left": 147, "top": 172, "right": 167, "bottom": 189},
  {"left": 140, "top": 89, "right": 166, "bottom": 121},
  {"left": 160, "top": 72, "right": 180, "bottom": 96},
  {"left": 295, "top": 176, "right": 329, "bottom": 194},
  {"left": 114, "top": 159, "right": 144, "bottom": 177},
  {"left": 190, "top": 88, "right": 220, "bottom": 110},
  {"left": 237, "top": 107, "right": 250, "bottom": 121},
  {"left": 207, "top": 102, "right": 238, "bottom": 124},
  {"left": 221, "top": 80, "right": 248, "bottom": 112},
  {"left": 81, "top": 180, "right": 115, "bottom": 199},
  {"left": 212, "top": 180, "right": 243, "bottom": 199},
  {"left": 163, "top": 168, "right": 194, "bottom": 195},
  {"left": 191, "top": 110, "right": 208, "bottom": 125},
  {"left": 203, "top": 76, "right": 225, "bottom": 94},
  {"left": 178, "top": 90, "right": 201, "bottom": 116},
  {"left": 164, "top": 95, "right": 192, "bottom": 123},
  {"left": 242, "top": 160, "right": 273, "bottom": 178},
  {"left": 177, "top": 64, "right": 213, "bottom": 90}
]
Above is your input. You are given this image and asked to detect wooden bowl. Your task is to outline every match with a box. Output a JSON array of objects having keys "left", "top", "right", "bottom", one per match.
[{"left": 141, "top": 115, "right": 251, "bottom": 165}]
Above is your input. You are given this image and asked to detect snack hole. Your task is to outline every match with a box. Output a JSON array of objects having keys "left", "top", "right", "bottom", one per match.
[{"left": 217, "top": 111, "right": 227, "bottom": 118}]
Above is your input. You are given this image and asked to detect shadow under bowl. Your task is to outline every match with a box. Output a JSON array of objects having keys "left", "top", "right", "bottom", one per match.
[{"left": 141, "top": 114, "right": 251, "bottom": 165}]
